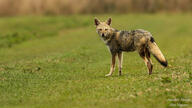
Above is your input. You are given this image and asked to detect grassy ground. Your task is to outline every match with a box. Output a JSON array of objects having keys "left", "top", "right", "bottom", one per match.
[{"left": 0, "top": 14, "right": 192, "bottom": 108}]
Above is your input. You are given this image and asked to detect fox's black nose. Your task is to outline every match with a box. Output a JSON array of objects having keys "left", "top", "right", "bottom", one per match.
[{"left": 102, "top": 33, "right": 104, "bottom": 37}]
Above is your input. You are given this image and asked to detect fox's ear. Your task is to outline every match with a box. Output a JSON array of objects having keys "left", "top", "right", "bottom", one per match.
[
  {"left": 106, "top": 18, "right": 112, "bottom": 25},
  {"left": 94, "top": 18, "right": 100, "bottom": 26}
]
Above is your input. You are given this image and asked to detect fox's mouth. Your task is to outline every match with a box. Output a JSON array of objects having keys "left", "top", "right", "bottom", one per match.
[
  {"left": 100, "top": 34, "right": 110, "bottom": 40},
  {"left": 102, "top": 33, "right": 105, "bottom": 37}
]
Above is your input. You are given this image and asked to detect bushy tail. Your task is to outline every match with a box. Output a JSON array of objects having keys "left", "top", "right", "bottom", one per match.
[{"left": 148, "top": 37, "right": 168, "bottom": 67}]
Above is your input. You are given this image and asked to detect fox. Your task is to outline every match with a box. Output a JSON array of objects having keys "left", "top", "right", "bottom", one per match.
[{"left": 94, "top": 18, "right": 168, "bottom": 76}]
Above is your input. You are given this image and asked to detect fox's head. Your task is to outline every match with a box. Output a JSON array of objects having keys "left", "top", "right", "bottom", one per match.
[{"left": 94, "top": 18, "right": 113, "bottom": 40}]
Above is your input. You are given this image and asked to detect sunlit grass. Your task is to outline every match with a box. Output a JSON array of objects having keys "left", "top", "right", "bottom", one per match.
[{"left": 0, "top": 14, "right": 192, "bottom": 108}]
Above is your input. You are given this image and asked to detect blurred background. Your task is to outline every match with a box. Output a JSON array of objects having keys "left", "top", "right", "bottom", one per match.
[
  {"left": 0, "top": 0, "right": 192, "bottom": 108},
  {"left": 0, "top": 0, "right": 192, "bottom": 16}
]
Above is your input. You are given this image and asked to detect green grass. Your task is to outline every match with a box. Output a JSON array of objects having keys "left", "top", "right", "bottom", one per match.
[{"left": 0, "top": 14, "right": 192, "bottom": 108}]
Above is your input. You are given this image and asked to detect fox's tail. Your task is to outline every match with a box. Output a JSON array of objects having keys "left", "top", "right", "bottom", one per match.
[{"left": 147, "top": 37, "right": 168, "bottom": 67}]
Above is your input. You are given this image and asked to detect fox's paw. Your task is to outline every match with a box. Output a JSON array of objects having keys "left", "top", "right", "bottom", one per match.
[
  {"left": 105, "top": 74, "right": 112, "bottom": 77},
  {"left": 119, "top": 71, "right": 122, "bottom": 76}
]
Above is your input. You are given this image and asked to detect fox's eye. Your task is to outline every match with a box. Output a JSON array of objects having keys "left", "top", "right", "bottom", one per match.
[
  {"left": 98, "top": 29, "right": 102, "bottom": 31},
  {"left": 105, "top": 29, "right": 108, "bottom": 31}
]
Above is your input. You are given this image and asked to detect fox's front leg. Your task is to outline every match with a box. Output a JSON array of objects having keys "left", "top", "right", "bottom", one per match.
[
  {"left": 105, "top": 53, "right": 116, "bottom": 77},
  {"left": 118, "top": 52, "right": 123, "bottom": 76}
]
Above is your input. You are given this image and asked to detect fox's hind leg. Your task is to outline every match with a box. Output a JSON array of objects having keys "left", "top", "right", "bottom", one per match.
[
  {"left": 139, "top": 48, "right": 153, "bottom": 75},
  {"left": 118, "top": 52, "right": 123, "bottom": 76},
  {"left": 145, "top": 48, "right": 153, "bottom": 75},
  {"left": 144, "top": 48, "right": 153, "bottom": 75},
  {"left": 105, "top": 53, "right": 116, "bottom": 77}
]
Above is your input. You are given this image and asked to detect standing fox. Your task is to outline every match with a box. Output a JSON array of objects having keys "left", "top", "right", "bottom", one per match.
[{"left": 94, "top": 18, "right": 168, "bottom": 76}]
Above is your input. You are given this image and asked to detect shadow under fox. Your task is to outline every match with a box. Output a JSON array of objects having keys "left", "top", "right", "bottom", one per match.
[{"left": 94, "top": 18, "right": 168, "bottom": 76}]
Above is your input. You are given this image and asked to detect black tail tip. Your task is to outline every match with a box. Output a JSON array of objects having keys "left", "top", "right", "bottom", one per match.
[{"left": 160, "top": 61, "right": 168, "bottom": 67}]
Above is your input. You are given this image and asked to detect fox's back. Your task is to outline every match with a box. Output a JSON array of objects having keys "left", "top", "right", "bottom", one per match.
[{"left": 115, "top": 29, "right": 152, "bottom": 52}]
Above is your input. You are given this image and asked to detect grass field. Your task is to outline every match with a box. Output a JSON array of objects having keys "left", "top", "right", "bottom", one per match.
[{"left": 0, "top": 14, "right": 192, "bottom": 108}]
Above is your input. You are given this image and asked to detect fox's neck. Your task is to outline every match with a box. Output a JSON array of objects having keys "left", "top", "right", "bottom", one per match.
[
  {"left": 111, "top": 28, "right": 119, "bottom": 34},
  {"left": 103, "top": 28, "right": 119, "bottom": 45}
]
